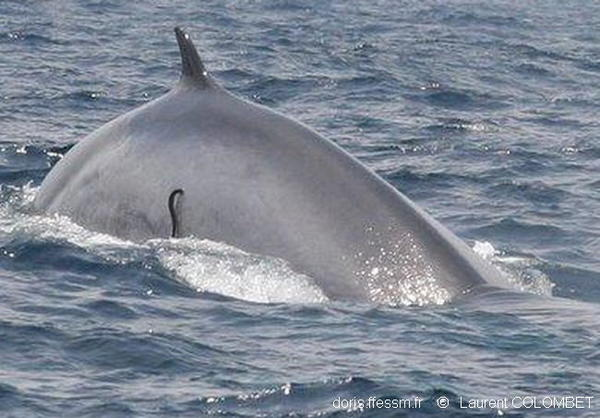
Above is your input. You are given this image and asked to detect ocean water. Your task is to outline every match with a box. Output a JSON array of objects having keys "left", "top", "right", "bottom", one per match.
[{"left": 1, "top": 0, "right": 599, "bottom": 416}]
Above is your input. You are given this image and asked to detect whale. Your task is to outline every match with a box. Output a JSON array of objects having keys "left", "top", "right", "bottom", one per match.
[{"left": 34, "top": 27, "right": 507, "bottom": 304}]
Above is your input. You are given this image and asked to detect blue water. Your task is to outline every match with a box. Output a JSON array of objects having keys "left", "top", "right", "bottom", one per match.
[{"left": 1, "top": 0, "right": 599, "bottom": 416}]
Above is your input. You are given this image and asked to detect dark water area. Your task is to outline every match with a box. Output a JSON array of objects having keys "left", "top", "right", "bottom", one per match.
[{"left": 0, "top": 0, "right": 599, "bottom": 416}]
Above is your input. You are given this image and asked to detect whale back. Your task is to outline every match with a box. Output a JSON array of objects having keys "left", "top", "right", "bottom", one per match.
[{"left": 34, "top": 28, "right": 506, "bottom": 303}]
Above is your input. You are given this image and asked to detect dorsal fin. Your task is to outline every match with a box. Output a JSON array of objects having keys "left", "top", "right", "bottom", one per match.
[{"left": 174, "top": 27, "right": 211, "bottom": 88}]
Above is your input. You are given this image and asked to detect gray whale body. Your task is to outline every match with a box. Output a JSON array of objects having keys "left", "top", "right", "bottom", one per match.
[{"left": 34, "top": 28, "right": 507, "bottom": 303}]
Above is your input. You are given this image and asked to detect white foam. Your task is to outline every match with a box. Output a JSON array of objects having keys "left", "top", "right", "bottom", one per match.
[
  {"left": 472, "top": 240, "right": 496, "bottom": 260},
  {"left": 472, "top": 240, "right": 554, "bottom": 296},
  {"left": 0, "top": 183, "right": 141, "bottom": 262},
  {"left": 149, "top": 238, "right": 328, "bottom": 304}
]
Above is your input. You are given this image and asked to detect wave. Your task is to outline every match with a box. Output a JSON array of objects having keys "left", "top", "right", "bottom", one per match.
[{"left": 0, "top": 184, "right": 328, "bottom": 305}]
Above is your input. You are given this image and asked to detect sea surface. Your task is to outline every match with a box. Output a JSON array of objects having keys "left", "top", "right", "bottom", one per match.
[{"left": 1, "top": 0, "right": 599, "bottom": 416}]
